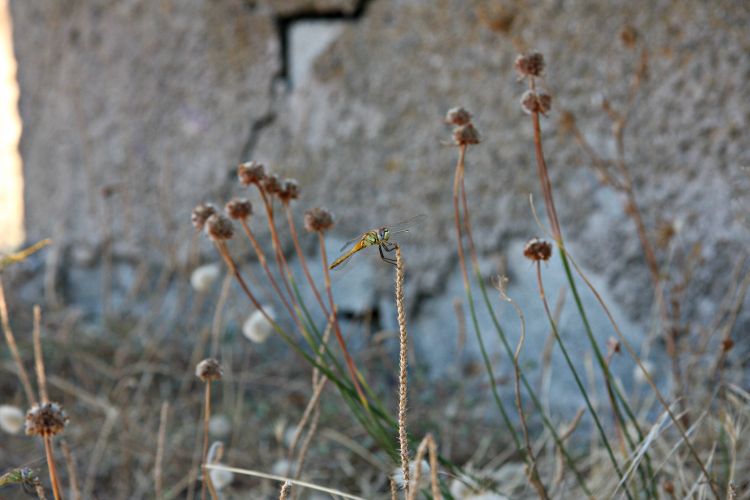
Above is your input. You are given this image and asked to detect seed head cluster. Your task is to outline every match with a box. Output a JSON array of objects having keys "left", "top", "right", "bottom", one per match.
[
  {"left": 262, "top": 174, "right": 283, "bottom": 195},
  {"left": 445, "top": 107, "right": 473, "bottom": 126},
  {"left": 238, "top": 161, "right": 267, "bottom": 186},
  {"left": 304, "top": 208, "right": 334, "bottom": 233},
  {"left": 225, "top": 198, "right": 252, "bottom": 220},
  {"left": 25, "top": 402, "right": 68, "bottom": 437},
  {"left": 514, "top": 51, "right": 545, "bottom": 79},
  {"left": 521, "top": 90, "right": 552, "bottom": 115},
  {"left": 279, "top": 179, "right": 300, "bottom": 203},
  {"left": 445, "top": 107, "right": 481, "bottom": 146},
  {"left": 192, "top": 203, "right": 217, "bottom": 231},
  {"left": 206, "top": 214, "right": 234, "bottom": 241},
  {"left": 196, "top": 358, "right": 223, "bottom": 382},
  {"left": 523, "top": 238, "right": 553, "bottom": 262}
]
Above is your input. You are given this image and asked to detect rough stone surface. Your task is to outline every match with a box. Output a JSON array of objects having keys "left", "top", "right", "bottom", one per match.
[{"left": 9, "top": 0, "right": 750, "bottom": 409}]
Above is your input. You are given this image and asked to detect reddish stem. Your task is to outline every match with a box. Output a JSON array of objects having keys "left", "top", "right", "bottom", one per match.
[{"left": 317, "top": 233, "right": 368, "bottom": 408}]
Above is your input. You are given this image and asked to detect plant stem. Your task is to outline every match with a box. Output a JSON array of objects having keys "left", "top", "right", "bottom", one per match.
[
  {"left": 394, "top": 246, "right": 410, "bottom": 497},
  {"left": 451, "top": 144, "right": 520, "bottom": 448},
  {"left": 536, "top": 263, "right": 632, "bottom": 499},
  {"left": 201, "top": 383, "right": 211, "bottom": 500},
  {"left": 284, "top": 203, "right": 330, "bottom": 317},
  {"left": 44, "top": 436, "right": 63, "bottom": 500},
  {"left": 317, "top": 233, "right": 369, "bottom": 408}
]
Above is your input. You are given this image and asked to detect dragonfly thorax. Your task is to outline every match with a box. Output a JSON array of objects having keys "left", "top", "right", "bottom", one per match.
[{"left": 363, "top": 231, "right": 381, "bottom": 247}]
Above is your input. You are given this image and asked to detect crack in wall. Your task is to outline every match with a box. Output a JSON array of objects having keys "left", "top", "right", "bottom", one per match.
[
  {"left": 239, "top": 112, "right": 276, "bottom": 164},
  {"left": 273, "top": 0, "right": 373, "bottom": 84}
]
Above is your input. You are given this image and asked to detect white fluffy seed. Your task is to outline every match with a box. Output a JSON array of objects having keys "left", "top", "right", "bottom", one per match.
[
  {"left": 209, "top": 466, "right": 234, "bottom": 490},
  {"left": 0, "top": 405, "right": 25, "bottom": 434},
  {"left": 190, "top": 263, "right": 221, "bottom": 292},
  {"left": 242, "top": 307, "right": 275, "bottom": 344}
]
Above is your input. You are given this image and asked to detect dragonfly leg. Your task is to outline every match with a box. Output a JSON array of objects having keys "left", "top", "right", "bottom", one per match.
[{"left": 379, "top": 245, "right": 397, "bottom": 266}]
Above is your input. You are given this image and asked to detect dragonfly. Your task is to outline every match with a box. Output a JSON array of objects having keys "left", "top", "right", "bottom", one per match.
[{"left": 329, "top": 215, "right": 426, "bottom": 270}]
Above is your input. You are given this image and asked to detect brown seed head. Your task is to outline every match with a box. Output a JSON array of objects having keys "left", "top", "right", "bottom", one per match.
[
  {"left": 279, "top": 179, "right": 300, "bottom": 203},
  {"left": 445, "top": 107, "right": 473, "bottom": 126},
  {"left": 521, "top": 90, "right": 552, "bottom": 115},
  {"left": 196, "top": 358, "right": 223, "bottom": 382},
  {"left": 721, "top": 338, "right": 735, "bottom": 352},
  {"left": 262, "top": 174, "right": 283, "bottom": 195},
  {"left": 663, "top": 481, "right": 675, "bottom": 495},
  {"left": 453, "top": 123, "right": 481, "bottom": 146},
  {"left": 559, "top": 110, "right": 576, "bottom": 133},
  {"left": 620, "top": 26, "right": 638, "bottom": 48},
  {"left": 191, "top": 203, "right": 217, "bottom": 231},
  {"left": 25, "top": 402, "right": 68, "bottom": 437},
  {"left": 514, "top": 52, "right": 545, "bottom": 79},
  {"left": 523, "top": 238, "right": 553, "bottom": 262},
  {"left": 304, "top": 208, "right": 334, "bottom": 233},
  {"left": 238, "top": 161, "right": 266, "bottom": 186},
  {"left": 225, "top": 198, "right": 253, "bottom": 220},
  {"left": 205, "top": 214, "right": 234, "bottom": 241}
]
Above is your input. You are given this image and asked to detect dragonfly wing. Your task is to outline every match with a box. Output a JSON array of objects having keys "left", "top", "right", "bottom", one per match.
[
  {"left": 340, "top": 234, "right": 364, "bottom": 253},
  {"left": 385, "top": 214, "right": 427, "bottom": 234}
]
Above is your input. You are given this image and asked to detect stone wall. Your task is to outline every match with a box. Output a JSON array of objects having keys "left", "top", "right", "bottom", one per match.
[{"left": 9, "top": 0, "right": 750, "bottom": 401}]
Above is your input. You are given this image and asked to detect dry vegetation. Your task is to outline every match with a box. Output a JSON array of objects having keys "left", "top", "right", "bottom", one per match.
[{"left": 1, "top": 42, "right": 749, "bottom": 500}]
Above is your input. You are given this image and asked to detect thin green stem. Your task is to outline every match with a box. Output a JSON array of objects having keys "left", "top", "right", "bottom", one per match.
[{"left": 536, "top": 262, "right": 633, "bottom": 500}]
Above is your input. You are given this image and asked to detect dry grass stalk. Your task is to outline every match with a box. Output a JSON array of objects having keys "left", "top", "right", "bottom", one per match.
[
  {"left": 287, "top": 314, "right": 334, "bottom": 488},
  {"left": 203, "top": 464, "right": 365, "bottom": 500},
  {"left": 283, "top": 201, "right": 330, "bottom": 317},
  {"left": 560, "top": 246, "right": 721, "bottom": 497},
  {"left": 60, "top": 439, "right": 81, "bottom": 500},
  {"left": 406, "top": 433, "right": 440, "bottom": 500},
  {"left": 394, "top": 245, "right": 410, "bottom": 497},
  {"left": 279, "top": 480, "right": 292, "bottom": 500},
  {"left": 0, "top": 275, "right": 36, "bottom": 405},
  {"left": 155, "top": 401, "right": 169, "bottom": 499},
  {"left": 29, "top": 305, "right": 64, "bottom": 500},
  {"left": 495, "top": 279, "right": 549, "bottom": 499},
  {"left": 237, "top": 217, "right": 302, "bottom": 332}
]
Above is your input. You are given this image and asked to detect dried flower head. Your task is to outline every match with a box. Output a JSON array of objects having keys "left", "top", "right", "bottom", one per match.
[
  {"left": 521, "top": 90, "right": 552, "bottom": 115},
  {"left": 262, "top": 174, "right": 283, "bottom": 195},
  {"left": 453, "top": 123, "right": 481, "bottom": 146},
  {"left": 196, "top": 358, "right": 223, "bottom": 382},
  {"left": 304, "top": 208, "right": 334, "bottom": 233},
  {"left": 191, "top": 203, "right": 217, "bottom": 231},
  {"left": 279, "top": 179, "right": 300, "bottom": 203},
  {"left": 559, "top": 110, "right": 576, "bottom": 133},
  {"left": 205, "top": 214, "right": 234, "bottom": 241},
  {"left": 721, "top": 338, "right": 735, "bottom": 352},
  {"left": 25, "top": 402, "right": 68, "bottom": 437},
  {"left": 445, "top": 107, "right": 473, "bottom": 126},
  {"left": 515, "top": 52, "right": 545, "bottom": 78},
  {"left": 238, "top": 161, "right": 266, "bottom": 186},
  {"left": 523, "top": 238, "right": 553, "bottom": 262},
  {"left": 225, "top": 198, "right": 253, "bottom": 220}
]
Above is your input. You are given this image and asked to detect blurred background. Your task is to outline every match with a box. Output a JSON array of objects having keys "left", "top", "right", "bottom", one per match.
[{"left": 1, "top": 0, "right": 749, "bottom": 498}]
